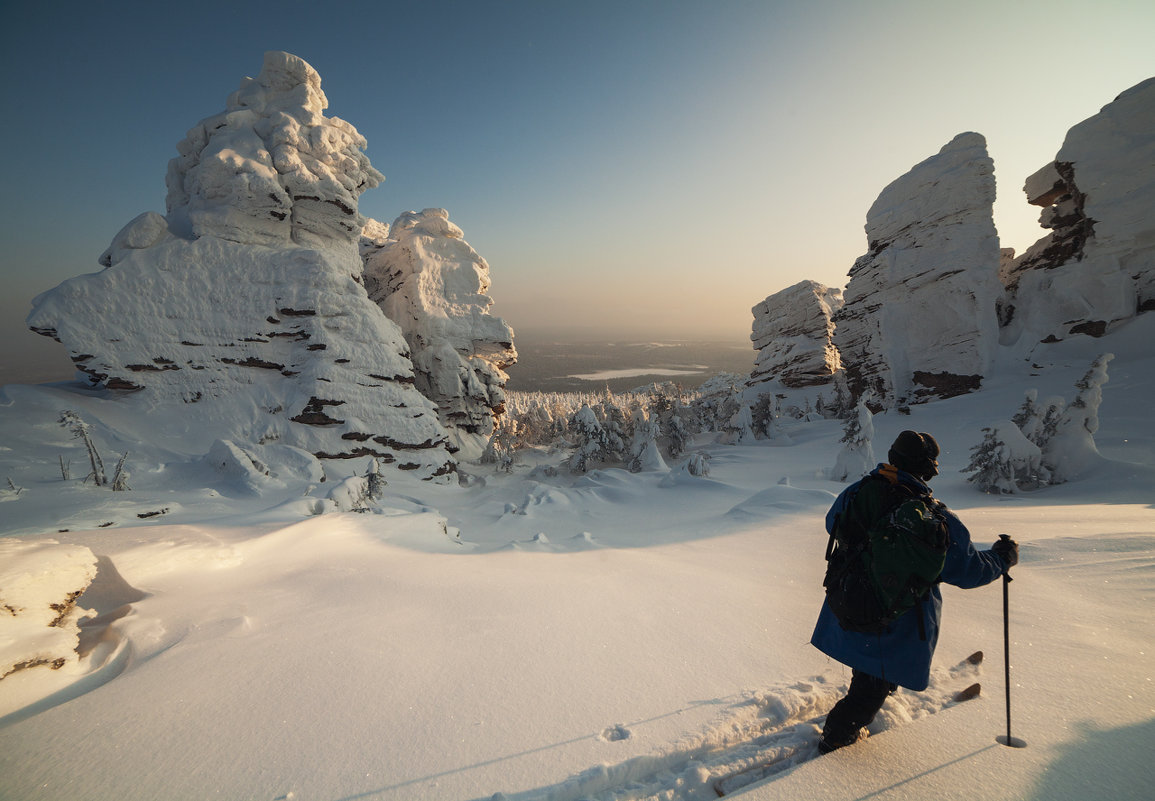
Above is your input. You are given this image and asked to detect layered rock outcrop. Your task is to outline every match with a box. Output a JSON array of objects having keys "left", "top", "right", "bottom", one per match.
[
  {"left": 361, "top": 209, "right": 517, "bottom": 453},
  {"left": 27, "top": 52, "right": 454, "bottom": 477},
  {"left": 1001, "top": 77, "right": 1155, "bottom": 344},
  {"left": 833, "top": 132, "right": 1002, "bottom": 407},
  {"left": 748, "top": 280, "right": 843, "bottom": 389},
  {"left": 0, "top": 539, "right": 97, "bottom": 682}
]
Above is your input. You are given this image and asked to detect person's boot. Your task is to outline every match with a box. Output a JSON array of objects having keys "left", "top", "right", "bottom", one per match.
[{"left": 818, "top": 727, "right": 864, "bottom": 754}]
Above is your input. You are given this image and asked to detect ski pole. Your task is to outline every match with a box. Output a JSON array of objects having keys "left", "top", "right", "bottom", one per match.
[{"left": 997, "top": 537, "right": 1026, "bottom": 748}]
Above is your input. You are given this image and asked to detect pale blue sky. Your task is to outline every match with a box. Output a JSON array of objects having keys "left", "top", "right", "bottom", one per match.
[{"left": 2, "top": 0, "right": 1153, "bottom": 383}]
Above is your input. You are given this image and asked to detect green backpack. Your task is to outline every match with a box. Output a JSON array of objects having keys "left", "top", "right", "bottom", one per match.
[{"left": 823, "top": 476, "right": 950, "bottom": 635}]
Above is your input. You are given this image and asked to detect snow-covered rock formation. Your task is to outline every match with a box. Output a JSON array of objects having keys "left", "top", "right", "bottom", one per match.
[
  {"left": 1001, "top": 78, "right": 1155, "bottom": 345},
  {"left": 833, "top": 132, "right": 1002, "bottom": 407},
  {"left": 0, "top": 539, "right": 97, "bottom": 681},
  {"left": 361, "top": 209, "right": 517, "bottom": 454},
  {"left": 749, "top": 280, "right": 843, "bottom": 389},
  {"left": 27, "top": 52, "right": 454, "bottom": 478},
  {"left": 164, "top": 50, "right": 381, "bottom": 249}
]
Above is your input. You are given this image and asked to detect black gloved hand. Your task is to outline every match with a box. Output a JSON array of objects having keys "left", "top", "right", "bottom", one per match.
[{"left": 992, "top": 535, "right": 1019, "bottom": 569}]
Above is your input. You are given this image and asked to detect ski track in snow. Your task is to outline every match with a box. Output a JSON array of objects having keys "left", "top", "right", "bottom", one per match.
[{"left": 482, "top": 655, "right": 986, "bottom": 801}]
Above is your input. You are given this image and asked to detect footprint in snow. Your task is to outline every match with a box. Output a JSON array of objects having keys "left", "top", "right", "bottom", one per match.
[{"left": 600, "top": 724, "right": 632, "bottom": 742}]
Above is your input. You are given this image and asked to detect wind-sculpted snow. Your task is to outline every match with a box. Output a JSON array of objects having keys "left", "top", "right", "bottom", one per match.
[
  {"left": 749, "top": 280, "right": 843, "bottom": 389},
  {"left": 361, "top": 208, "right": 517, "bottom": 453},
  {"left": 833, "top": 133, "right": 1002, "bottom": 407},
  {"left": 1002, "top": 77, "right": 1155, "bottom": 346},
  {"left": 725, "top": 483, "right": 836, "bottom": 520},
  {"left": 26, "top": 52, "right": 455, "bottom": 478},
  {"left": 164, "top": 51, "right": 382, "bottom": 248}
]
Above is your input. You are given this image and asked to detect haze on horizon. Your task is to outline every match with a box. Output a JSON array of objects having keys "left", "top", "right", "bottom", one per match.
[{"left": 1, "top": 0, "right": 1152, "bottom": 387}]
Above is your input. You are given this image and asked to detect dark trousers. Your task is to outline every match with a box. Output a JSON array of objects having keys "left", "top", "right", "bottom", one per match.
[{"left": 822, "top": 669, "right": 897, "bottom": 746}]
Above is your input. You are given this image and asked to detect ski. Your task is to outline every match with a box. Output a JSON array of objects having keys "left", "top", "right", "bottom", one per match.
[
  {"left": 713, "top": 745, "right": 806, "bottom": 797},
  {"left": 953, "top": 682, "right": 982, "bottom": 702},
  {"left": 713, "top": 652, "right": 985, "bottom": 797}
]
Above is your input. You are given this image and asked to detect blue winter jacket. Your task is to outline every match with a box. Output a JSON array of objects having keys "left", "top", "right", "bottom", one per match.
[{"left": 810, "top": 464, "right": 1006, "bottom": 690}]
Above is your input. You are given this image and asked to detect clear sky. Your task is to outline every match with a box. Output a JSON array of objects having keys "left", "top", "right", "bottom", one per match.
[{"left": 1, "top": 0, "right": 1152, "bottom": 384}]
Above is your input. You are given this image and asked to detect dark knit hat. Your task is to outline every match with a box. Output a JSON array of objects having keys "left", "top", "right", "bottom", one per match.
[{"left": 888, "top": 430, "right": 940, "bottom": 479}]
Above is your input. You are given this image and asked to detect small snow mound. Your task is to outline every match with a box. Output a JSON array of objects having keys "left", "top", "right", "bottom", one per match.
[
  {"left": 518, "top": 485, "right": 574, "bottom": 514},
  {"left": 726, "top": 485, "right": 836, "bottom": 520},
  {"left": 568, "top": 532, "right": 601, "bottom": 550},
  {"left": 507, "top": 533, "right": 554, "bottom": 552}
]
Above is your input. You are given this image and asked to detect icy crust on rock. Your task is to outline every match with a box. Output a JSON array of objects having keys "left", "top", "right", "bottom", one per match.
[
  {"left": 30, "top": 238, "right": 453, "bottom": 473},
  {"left": 28, "top": 53, "right": 454, "bottom": 477},
  {"left": 361, "top": 209, "right": 517, "bottom": 447},
  {"left": 1002, "top": 77, "right": 1155, "bottom": 345},
  {"left": 833, "top": 132, "right": 1002, "bottom": 406},
  {"left": 0, "top": 539, "right": 96, "bottom": 681},
  {"left": 164, "top": 51, "right": 383, "bottom": 249},
  {"left": 749, "top": 280, "right": 843, "bottom": 389}
]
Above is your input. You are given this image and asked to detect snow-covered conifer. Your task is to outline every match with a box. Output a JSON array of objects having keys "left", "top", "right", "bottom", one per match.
[
  {"left": 963, "top": 423, "right": 1047, "bottom": 493},
  {"left": 686, "top": 452, "right": 710, "bottom": 477},
  {"left": 594, "top": 392, "right": 628, "bottom": 463},
  {"left": 1044, "top": 353, "right": 1114, "bottom": 482},
  {"left": 517, "top": 400, "right": 554, "bottom": 446},
  {"left": 1011, "top": 389, "right": 1045, "bottom": 442},
  {"left": 569, "top": 404, "right": 608, "bottom": 473},
  {"left": 719, "top": 392, "right": 753, "bottom": 445},
  {"left": 626, "top": 406, "right": 667, "bottom": 473},
  {"left": 829, "top": 373, "right": 853, "bottom": 419},
  {"left": 751, "top": 394, "right": 774, "bottom": 439},
  {"left": 829, "top": 398, "right": 875, "bottom": 481},
  {"left": 111, "top": 452, "right": 131, "bottom": 492},
  {"left": 366, "top": 458, "right": 387, "bottom": 499},
  {"left": 664, "top": 413, "right": 691, "bottom": 459},
  {"left": 481, "top": 419, "right": 518, "bottom": 472},
  {"left": 646, "top": 383, "right": 694, "bottom": 458}
]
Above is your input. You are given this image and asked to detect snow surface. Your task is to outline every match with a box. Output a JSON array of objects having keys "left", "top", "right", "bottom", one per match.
[{"left": 1, "top": 317, "right": 1153, "bottom": 800}]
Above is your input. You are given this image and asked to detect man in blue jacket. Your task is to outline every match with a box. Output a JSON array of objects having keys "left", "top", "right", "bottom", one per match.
[{"left": 811, "top": 430, "right": 1018, "bottom": 753}]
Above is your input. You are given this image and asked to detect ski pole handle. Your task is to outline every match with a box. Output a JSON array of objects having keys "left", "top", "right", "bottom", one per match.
[{"left": 998, "top": 534, "right": 1015, "bottom": 580}]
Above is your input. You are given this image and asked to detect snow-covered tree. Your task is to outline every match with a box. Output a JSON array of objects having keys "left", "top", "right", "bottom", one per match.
[
  {"left": 750, "top": 393, "right": 775, "bottom": 439},
  {"left": 517, "top": 400, "right": 554, "bottom": 446},
  {"left": 718, "top": 392, "right": 754, "bottom": 445},
  {"left": 366, "top": 458, "right": 387, "bottom": 499},
  {"left": 481, "top": 419, "right": 518, "bottom": 472},
  {"left": 569, "top": 404, "right": 608, "bottom": 473},
  {"left": 593, "top": 392, "right": 629, "bottom": 463},
  {"left": 1044, "top": 353, "right": 1114, "bottom": 482},
  {"left": 965, "top": 353, "right": 1113, "bottom": 492},
  {"left": 963, "top": 423, "right": 1047, "bottom": 493},
  {"left": 646, "top": 383, "right": 694, "bottom": 458},
  {"left": 111, "top": 452, "right": 131, "bottom": 492},
  {"left": 59, "top": 411, "right": 106, "bottom": 487},
  {"left": 686, "top": 452, "right": 710, "bottom": 477},
  {"left": 827, "top": 373, "right": 853, "bottom": 419},
  {"left": 829, "top": 398, "right": 875, "bottom": 481},
  {"left": 1011, "top": 389, "right": 1044, "bottom": 442},
  {"left": 626, "top": 406, "right": 667, "bottom": 473}
]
